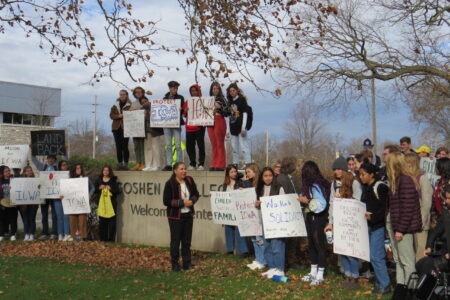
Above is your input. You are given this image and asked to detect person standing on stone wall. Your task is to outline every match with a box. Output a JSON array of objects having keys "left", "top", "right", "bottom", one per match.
[{"left": 110, "top": 90, "right": 131, "bottom": 170}]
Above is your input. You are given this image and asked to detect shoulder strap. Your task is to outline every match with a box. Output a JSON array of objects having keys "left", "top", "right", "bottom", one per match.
[{"left": 373, "top": 181, "right": 387, "bottom": 200}]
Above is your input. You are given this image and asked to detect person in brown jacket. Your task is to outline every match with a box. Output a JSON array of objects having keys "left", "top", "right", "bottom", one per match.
[
  {"left": 110, "top": 90, "right": 132, "bottom": 170},
  {"left": 386, "top": 152, "right": 422, "bottom": 299}
]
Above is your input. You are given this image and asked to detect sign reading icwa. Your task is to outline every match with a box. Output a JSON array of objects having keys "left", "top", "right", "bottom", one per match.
[
  {"left": 10, "top": 178, "right": 44, "bottom": 205},
  {"left": 260, "top": 193, "right": 307, "bottom": 239},
  {"left": 232, "top": 188, "right": 263, "bottom": 237},
  {"left": 210, "top": 191, "right": 237, "bottom": 226},
  {"left": 420, "top": 157, "right": 441, "bottom": 187},
  {"left": 39, "top": 171, "right": 69, "bottom": 199},
  {"left": 333, "top": 198, "right": 370, "bottom": 261},
  {"left": 150, "top": 99, "right": 181, "bottom": 128},
  {"left": 60, "top": 178, "right": 91, "bottom": 214},
  {"left": 123, "top": 110, "right": 145, "bottom": 138},
  {"left": 0, "top": 145, "right": 29, "bottom": 169},
  {"left": 187, "top": 97, "right": 215, "bottom": 126}
]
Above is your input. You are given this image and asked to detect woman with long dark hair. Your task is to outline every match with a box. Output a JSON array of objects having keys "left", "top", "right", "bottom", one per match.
[
  {"left": 0, "top": 166, "right": 18, "bottom": 241},
  {"left": 163, "top": 162, "right": 200, "bottom": 271},
  {"left": 431, "top": 157, "right": 450, "bottom": 227},
  {"left": 110, "top": 89, "right": 131, "bottom": 170},
  {"left": 299, "top": 161, "right": 330, "bottom": 286},
  {"left": 130, "top": 86, "right": 146, "bottom": 171},
  {"left": 19, "top": 166, "right": 39, "bottom": 241},
  {"left": 54, "top": 160, "right": 71, "bottom": 241}
]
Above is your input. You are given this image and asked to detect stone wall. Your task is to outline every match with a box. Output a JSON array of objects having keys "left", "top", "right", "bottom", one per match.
[{"left": 0, "top": 124, "right": 54, "bottom": 145}]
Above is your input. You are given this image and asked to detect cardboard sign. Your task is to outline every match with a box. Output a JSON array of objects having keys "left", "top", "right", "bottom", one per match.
[
  {"left": 260, "top": 193, "right": 307, "bottom": 239},
  {"left": 333, "top": 198, "right": 370, "bottom": 261},
  {"left": 0, "top": 145, "right": 29, "bottom": 169},
  {"left": 31, "top": 130, "right": 66, "bottom": 156},
  {"left": 187, "top": 97, "right": 215, "bottom": 126},
  {"left": 232, "top": 188, "right": 263, "bottom": 237},
  {"left": 123, "top": 110, "right": 146, "bottom": 138},
  {"left": 60, "top": 178, "right": 91, "bottom": 214},
  {"left": 210, "top": 191, "right": 238, "bottom": 226},
  {"left": 150, "top": 99, "right": 181, "bottom": 128},
  {"left": 39, "top": 171, "right": 69, "bottom": 199},
  {"left": 10, "top": 178, "right": 44, "bottom": 205},
  {"left": 420, "top": 157, "right": 441, "bottom": 187}
]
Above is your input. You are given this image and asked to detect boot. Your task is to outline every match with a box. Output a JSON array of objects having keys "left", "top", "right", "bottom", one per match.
[{"left": 391, "top": 284, "right": 407, "bottom": 300}]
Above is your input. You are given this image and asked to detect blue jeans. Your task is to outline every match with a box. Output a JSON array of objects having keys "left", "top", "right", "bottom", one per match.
[
  {"left": 53, "top": 200, "right": 70, "bottom": 235},
  {"left": 163, "top": 128, "right": 182, "bottom": 166},
  {"left": 251, "top": 235, "right": 267, "bottom": 265},
  {"left": 370, "top": 227, "right": 390, "bottom": 288},
  {"left": 225, "top": 225, "right": 248, "bottom": 254},
  {"left": 341, "top": 255, "right": 359, "bottom": 278},
  {"left": 265, "top": 238, "right": 286, "bottom": 271},
  {"left": 231, "top": 134, "right": 251, "bottom": 165}
]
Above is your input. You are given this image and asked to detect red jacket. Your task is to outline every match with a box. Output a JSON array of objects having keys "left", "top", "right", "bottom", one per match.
[{"left": 388, "top": 175, "right": 422, "bottom": 234}]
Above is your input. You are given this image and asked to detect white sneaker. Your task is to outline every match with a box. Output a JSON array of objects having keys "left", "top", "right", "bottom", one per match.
[
  {"left": 38, "top": 235, "right": 48, "bottom": 240},
  {"left": 197, "top": 165, "right": 204, "bottom": 171},
  {"left": 253, "top": 262, "right": 266, "bottom": 270},
  {"left": 262, "top": 268, "right": 277, "bottom": 278},
  {"left": 310, "top": 278, "right": 324, "bottom": 286},
  {"left": 24, "top": 234, "right": 30, "bottom": 241},
  {"left": 142, "top": 167, "right": 152, "bottom": 171},
  {"left": 270, "top": 269, "right": 285, "bottom": 278},
  {"left": 187, "top": 166, "right": 195, "bottom": 170},
  {"left": 301, "top": 273, "right": 316, "bottom": 282},
  {"left": 10, "top": 235, "right": 16, "bottom": 241},
  {"left": 58, "top": 234, "right": 64, "bottom": 241},
  {"left": 0, "top": 236, "right": 4, "bottom": 241},
  {"left": 49, "top": 234, "right": 57, "bottom": 240},
  {"left": 246, "top": 261, "right": 258, "bottom": 269},
  {"left": 29, "top": 234, "right": 35, "bottom": 242},
  {"left": 63, "top": 235, "right": 73, "bottom": 242}
]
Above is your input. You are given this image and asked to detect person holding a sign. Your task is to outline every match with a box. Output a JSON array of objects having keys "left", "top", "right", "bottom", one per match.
[
  {"left": 110, "top": 89, "right": 132, "bottom": 170},
  {"left": 18, "top": 166, "right": 39, "bottom": 241},
  {"left": 183, "top": 84, "right": 206, "bottom": 171},
  {"left": 140, "top": 97, "right": 163, "bottom": 171},
  {"left": 163, "top": 162, "right": 200, "bottom": 271},
  {"left": 0, "top": 166, "right": 18, "bottom": 241},
  {"left": 129, "top": 87, "right": 147, "bottom": 171},
  {"left": 162, "top": 81, "right": 185, "bottom": 171},
  {"left": 53, "top": 160, "right": 72, "bottom": 241},
  {"left": 208, "top": 82, "right": 230, "bottom": 171}
]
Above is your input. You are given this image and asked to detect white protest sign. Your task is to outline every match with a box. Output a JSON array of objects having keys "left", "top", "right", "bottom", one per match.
[
  {"left": 123, "top": 110, "right": 145, "bottom": 138},
  {"left": 210, "top": 191, "right": 237, "bottom": 226},
  {"left": 232, "top": 188, "right": 263, "bottom": 237},
  {"left": 39, "top": 171, "right": 69, "bottom": 199},
  {"left": 260, "top": 193, "right": 307, "bottom": 239},
  {"left": 10, "top": 178, "right": 44, "bottom": 205},
  {"left": 333, "top": 198, "right": 370, "bottom": 261},
  {"left": 150, "top": 99, "right": 181, "bottom": 128},
  {"left": 60, "top": 178, "right": 91, "bottom": 214},
  {"left": 187, "top": 97, "right": 215, "bottom": 126},
  {"left": 420, "top": 157, "right": 441, "bottom": 187},
  {"left": 0, "top": 145, "right": 29, "bottom": 169}
]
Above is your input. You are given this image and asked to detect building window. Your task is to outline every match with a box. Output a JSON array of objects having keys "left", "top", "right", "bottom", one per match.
[
  {"left": 3, "top": 112, "right": 12, "bottom": 123},
  {"left": 1, "top": 112, "right": 51, "bottom": 126}
]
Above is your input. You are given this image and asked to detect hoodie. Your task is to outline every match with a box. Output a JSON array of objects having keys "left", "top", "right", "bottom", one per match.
[{"left": 183, "top": 84, "right": 202, "bottom": 132}]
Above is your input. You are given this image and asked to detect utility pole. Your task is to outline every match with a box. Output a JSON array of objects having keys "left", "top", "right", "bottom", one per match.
[
  {"left": 371, "top": 78, "right": 377, "bottom": 155},
  {"left": 265, "top": 131, "right": 269, "bottom": 166},
  {"left": 92, "top": 95, "right": 98, "bottom": 159}
]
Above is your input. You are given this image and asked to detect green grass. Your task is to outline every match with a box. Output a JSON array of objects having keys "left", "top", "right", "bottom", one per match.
[{"left": 0, "top": 253, "right": 391, "bottom": 299}]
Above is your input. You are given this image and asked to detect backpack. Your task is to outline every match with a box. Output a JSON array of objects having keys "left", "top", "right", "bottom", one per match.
[
  {"left": 373, "top": 180, "right": 388, "bottom": 200},
  {"left": 245, "top": 105, "right": 253, "bottom": 130}
]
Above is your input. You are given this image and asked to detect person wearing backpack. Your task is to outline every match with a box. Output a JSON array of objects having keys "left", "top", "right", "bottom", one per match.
[
  {"left": 359, "top": 163, "right": 391, "bottom": 296},
  {"left": 226, "top": 83, "right": 252, "bottom": 169}
]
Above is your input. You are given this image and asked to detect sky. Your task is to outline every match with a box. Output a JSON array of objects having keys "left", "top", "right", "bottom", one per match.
[{"left": 0, "top": 0, "right": 421, "bottom": 150}]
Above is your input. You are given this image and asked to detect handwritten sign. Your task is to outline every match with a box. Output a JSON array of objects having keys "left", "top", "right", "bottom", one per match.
[
  {"left": 123, "top": 110, "right": 145, "bottom": 138},
  {"left": 150, "top": 99, "right": 181, "bottom": 128},
  {"left": 60, "top": 178, "right": 91, "bottom": 214},
  {"left": 232, "top": 188, "right": 263, "bottom": 237},
  {"left": 260, "top": 194, "right": 307, "bottom": 239},
  {"left": 333, "top": 198, "right": 370, "bottom": 261},
  {"left": 31, "top": 130, "right": 66, "bottom": 156},
  {"left": 0, "top": 145, "right": 29, "bottom": 169},
  {"left": 210, "top": 191, "right": 237, "bottom": 226},
  {"left": 10, "top": 178, "right": 44, "bottom": 205},
  {"left": 39, "top": 171, "right": 69, "bottom": 199},
  {"left": 420, "top": 157, "right": 441, "bottom": 187},
  {"left": 187, "top": 97, "right": 215, "bottom": 126}
]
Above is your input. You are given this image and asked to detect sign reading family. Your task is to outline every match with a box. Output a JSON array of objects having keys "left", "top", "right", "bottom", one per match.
[
  {"left": 31, "top": 130, "right": 66, "bottom": 156},
  {"left": 10, "top": 178, "right": 44, "bottom": 205},
  {"left": 187, "top": 97, "right": 215, "bottom": 126},
  {"left": 150, "top": 99, "right": 181, "bottom": 128},
  {"left": 60, "top": 178, "right": 91, "bottom": 214},
  {"left": 123, "top": 110, "right": 145, "bottom": 138},
  {"left": 333, "top": 198, "right": 370, "bottom": 261},
  {"left": 39, "top": 171, "right": 69, "bottom": 199},
  {"left": 0, "top": 145, "right": 29, "bottom": 169},
  {"left": 232, "top": 188, "right": 263, "bottom": 237},
  {"left": 260, "top": 193, "right": 307, "bottom": 239},
  {"left": 210, "top": 191, "right": 237, "bottom": 226}
]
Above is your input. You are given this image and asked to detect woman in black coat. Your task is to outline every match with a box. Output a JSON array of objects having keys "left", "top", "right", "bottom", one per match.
[{"left": 163, "top": 162, "right": 200, "bottom": 271}]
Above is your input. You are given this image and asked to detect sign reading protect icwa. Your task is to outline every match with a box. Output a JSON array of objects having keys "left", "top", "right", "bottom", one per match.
[
  {"left": 39, "top": 171, "right": 69, "bottom": 199},
  {"left": 150, "top": 99, "right": 181, "bottom": 128},
  {"left": 232, "top": 188, "right": 262, "bottom": 237},
  {"left": 10, "top": 178, "right": 44, "bottom": 205},
  {"left": 0, "top": 145, "right": 29, "bottom": 169}
]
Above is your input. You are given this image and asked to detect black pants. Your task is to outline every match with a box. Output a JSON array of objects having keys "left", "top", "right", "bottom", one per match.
[
  {"left": 168, "top": 214, "right": 193, "bottom": 267},
  {"left": 186, "top": 128, "right": 205, "bottom": 167},
  {"left": 40, "top": 199, "right": 57, "bottom": 236},
  {"left": 19, "top": 205, "right": 38, "bottom": 235},
  {"left": 305, "top": 213, "right": 327, "bottom": 268},
  {"left": 0, "top": 206, "right": 18, "bottom": 236},
  {"left": 99, "top": 216, "right": 116, "bottom": 242},
  {"left": 285, "top": 237, "right": 301, "bottom": 267},
  {"left": 113, "top": 128, "right": 130, "bottom": 164}
]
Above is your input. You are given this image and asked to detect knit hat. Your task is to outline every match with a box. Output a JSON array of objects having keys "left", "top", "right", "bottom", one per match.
[
  {"left": 332, "top": 156, "right": 347, "bottom": 171},
  {"left": 417, "top": 145, "right": 431, "bottom": 154}
]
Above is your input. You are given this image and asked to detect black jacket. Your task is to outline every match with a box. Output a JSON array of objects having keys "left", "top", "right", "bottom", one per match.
[
  {"left": 94, "top": 176, "right": 121, "bottom": 208},
  {"left": 426, "top": 209, "right": 450, "bottom": 255},
  {"left": 163, "top": 92, "right": 185, "bottom": 126},
  {"left": 361, "top": 180, "right": 389, "bottom": 230},
  {"left": 163, "top": 176, "right": 200, "bottom": 220},
  {"left": 275, "top": 173, "right": 297, "bottom": 194}
]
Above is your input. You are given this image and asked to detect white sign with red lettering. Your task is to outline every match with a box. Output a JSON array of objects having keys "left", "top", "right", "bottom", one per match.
[{"left": 187, "top": 97, "right": 215, "bottom": 126}]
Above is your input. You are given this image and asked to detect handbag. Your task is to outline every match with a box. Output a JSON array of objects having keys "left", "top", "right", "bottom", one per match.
[{"left": 97, "top": 189, "right": 115, "bottom": 218}]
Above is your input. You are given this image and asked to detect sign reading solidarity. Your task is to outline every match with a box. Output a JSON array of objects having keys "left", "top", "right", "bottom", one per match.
[
  {"left": 10, "top": 178, "right": 44, "bottom": 205},
  {"left": 123, "top": 110, "right": 146, "bottom": 138},
  {"left": 232, "top": 188, "right": 263, "bottom": 237},
  {"left": 333, "top": 198, "right": 370, "bottom": 261},
  {"left": 60, "top": 178, "right": 91, "bottom": 214},
  {"left": 31, "top": 130, "right": 66, "bottom": 156},
  {"left": 0, "top": 145, "right": 29, "bottom": 169},
  {"left": 210, "top": 191, "right": 238, "bottom": 226},
  {"left": 39, "top": 171, "right": 70, "bottom": 199},
  {"left": 150, "top": 99, "right": 181, "bottom": 128},
  {"left": 187, "top": 97, "right": 215, "bottom": 126},
  {"left": 260, "top": 193, "right": 307, "bottom": 239}
]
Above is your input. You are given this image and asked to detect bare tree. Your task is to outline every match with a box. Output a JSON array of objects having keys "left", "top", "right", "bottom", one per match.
[{"left": 31, "top": 89, "right": 57, "bottom": 127}]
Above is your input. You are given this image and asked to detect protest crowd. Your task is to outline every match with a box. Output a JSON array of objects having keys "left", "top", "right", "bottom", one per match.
[{"left": 1, "top": 80, "right": 450, "bottom": 300}]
